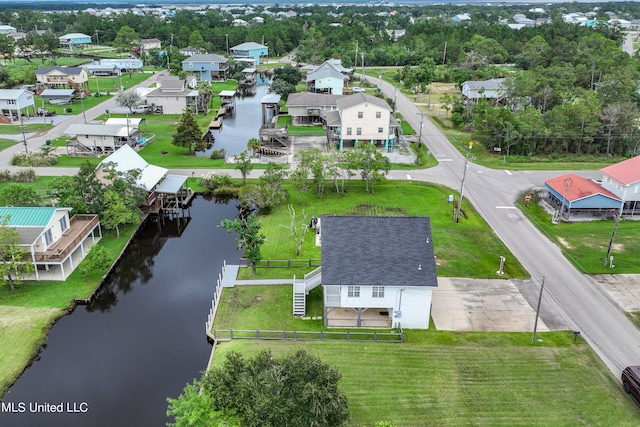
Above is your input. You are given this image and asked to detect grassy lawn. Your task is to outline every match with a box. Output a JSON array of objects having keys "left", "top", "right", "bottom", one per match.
[
  {"left": 0, "top": 123, "right": 51, "bottom": 135},
  {"left": 519, "top": 196, "right": 640, "bottom": 274},
  {"left": 212, "top": 332, "right": 640, "bottom": 426},
  {"left": 253, "top": 180, "right": 527, "bottom": 279},
  {"left": 288, "top": 125, "right": 326, "bottom": 136},
  {"left": 0, "top": 139, "right": 20, "bottom": 152},
  {"left": 0, "top": 224, "right": 137, "bottom": 397}
]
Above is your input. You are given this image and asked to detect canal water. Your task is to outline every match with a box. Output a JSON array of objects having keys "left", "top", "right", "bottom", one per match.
[
  {"left": 200, "top": 75, "right": 270, "bottom": 158},
  {"left": 0, "top": 197, "right": 243, "bottom": 426}
]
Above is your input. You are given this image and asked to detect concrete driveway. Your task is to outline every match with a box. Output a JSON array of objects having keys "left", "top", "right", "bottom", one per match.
[{"left": 432, "top": 278, "right": 549, "bottom": 332}]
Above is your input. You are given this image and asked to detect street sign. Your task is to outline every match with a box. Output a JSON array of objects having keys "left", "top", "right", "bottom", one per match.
[{"left": 525, "top": 194, "right": 531, "bottom": 202}]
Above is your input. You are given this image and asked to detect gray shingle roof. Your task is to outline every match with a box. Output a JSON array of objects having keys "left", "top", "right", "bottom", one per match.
[
  {"left": 336, "top": 92, "right": 391, "bottom": 111},
  {"left": 35, "top": 66, "right": 84, "bottom": 75},
  {"left": 321, "top": 216, "right": 437, "bottom": 287},
  {"left": 183, "top": 54, "right": 228, "bottom": 63}
]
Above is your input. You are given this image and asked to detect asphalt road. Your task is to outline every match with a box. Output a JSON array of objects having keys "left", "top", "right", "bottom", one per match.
[
  {"left": 375, "top": 76, "right": 640, "bottom": 376},
  {"left": 5, "top": 71, "right": 639, "bottom": 377}
]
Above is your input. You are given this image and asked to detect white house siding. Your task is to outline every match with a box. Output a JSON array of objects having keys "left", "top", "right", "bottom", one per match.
[
  {"left": 315, "top": 76, "right": 344, "bottom": 95},
  {"left": 35, "top": 210, "right": 70, "bottom": 251},
  {"left": 337, "top": 285, "right": 432, "bottom": 329},
  {"left": 340, "top": 102, "right": 390, "bottom": 143},
  {"left": 601, "top": 176, "right": 640, "bottom": 202},
  {"left": 148, "top": 95, "right": 186, "bottom": 114}
]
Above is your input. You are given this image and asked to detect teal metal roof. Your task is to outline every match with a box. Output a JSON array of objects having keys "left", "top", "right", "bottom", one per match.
[{"left": 0, "top": 207, "right": 61, "bottom": 227}]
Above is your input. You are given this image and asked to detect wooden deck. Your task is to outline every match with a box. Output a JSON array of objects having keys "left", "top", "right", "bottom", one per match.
[
  {"left": 208, "top": 118, "right": 222, "bottom": 129},
  {"left": 34, "top": 214, "right": 100, "bottom": 263}
]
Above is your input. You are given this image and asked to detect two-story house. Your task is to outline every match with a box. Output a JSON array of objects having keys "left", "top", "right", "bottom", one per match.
[
  {"left": 58, "top": 33, "right": 92, "bottom": 51},
  {"left": 145, "top": 78, "right": 200, "bottom": 114},
  {"left": 328, "top": 93, "right": 397, "bottom": 150},
  {"left": 293, "top": 216, "right": 438, "bottom": 328},
  {"left": 140, "top": 38, "right": 161, "bottom": 53},
  {"left": 600, "top": 155, "right": 640, "bottom": 215},
  {"left": 182, "top": 54, "right": 229, "bottom": 82},
  {"left": 286, "top": 92, "right": 341, "bottom": 124},
  {"left": 0, "top": 25, "right": 17, "bottom": 35},
  {"left": 35, "top": 66, "right": 89, "bottom": 92},
  {"left": 0, "top": 206, "right": 101, "bottom": 280},
  {"left": 0, "top": 89, "right": 35, "bottom": 123},
  {"left": 230, "top": 42, "right": 268, "bottom": 66},
  {"left": 306, "top": 60, "right": 349, "bottom": 95},
  {"left": 461, "top": 78, "right": 506, "bottom": 104}
]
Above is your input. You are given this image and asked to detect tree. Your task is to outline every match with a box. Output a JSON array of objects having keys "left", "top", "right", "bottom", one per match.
[
  {"left": 167, "top": 379, "right": 240, "bottom": 427},
  {"left": 269, "top": 79, "right": 296, "bottom": 101},
  {"left": 48, "top": 161, "right": 105, "bottom": 214},
  {"left": 101, "top": 189, "right": 141, "bottom": 237},
  {"left": 298, "top": 149, "right": 328, "bottom": 199},
  {"left": 354, "top": 142, "right": 391, "bottom": 193},
  {"left": 0, "top": 214, "right": 34, "bottom": 291},
  {"left": 247, "top": 137, "right": 260, "bottom": 157},
  {"left": 115, "top": 89, "right": 142, "bottom": 113},
  {"left": 220, "top": 213, "right": 265, "bottom": 276},
  {"left": 233, "top": 151, "right": 253, "bottom": 185},
  {"left": 0, "top": 184, "right": 39, "bottom": 206},
  {"left": 112, "top": 25, "right": 139, "bottom": 53},
  {"left": 78, "top": 245, "right": 112, "bottom": 278},
  {"left": 240, "top": 162, "right": 288, "bottom": 214},
  {"left": 280, "top": 204, "right": 309, "bottom": 256},
  {"left": 200, "top": 349, "right": 349, "bottom": 427},
  {"left": 172, "top": 109, "right": 202, "bottom": 155}
]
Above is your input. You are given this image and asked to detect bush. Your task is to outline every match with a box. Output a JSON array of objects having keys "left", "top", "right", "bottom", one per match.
[
  {"left": 0, "top": 168, "right": 36, "bottom": 183},
  {"left": 78, "top": 245, "right": 112, "bottom": 278},
  {"left": 210, "top": 148, "right": 227, "bottom": 160},
  {"left": 11, "top": 153, "right": 57, "bottom": 167},
  {"left": 199, "top": 172, "right": 233, "bottom": 191}
]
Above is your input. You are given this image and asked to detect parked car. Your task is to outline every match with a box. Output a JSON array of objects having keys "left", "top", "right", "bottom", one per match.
[
  {"left": 622, "top": 366, "right": 640, "bottom": 405},
  {"left": 37, "top": 108, "right": 56, "bottom": 117},
  {"left": 352, "top": 87, "right": 365, "bottom": 93},
  {"left": 131, "top": 105, "right": 150, "bottom": 114}
]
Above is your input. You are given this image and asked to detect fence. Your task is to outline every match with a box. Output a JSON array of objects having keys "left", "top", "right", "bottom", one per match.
[
  {"left": 211, "top": 328, "right": 404, "bottom": 343},
  {"left": 205, "top": 260, "right": 227, "bottom": 341},
  {"left": 239, "top": 258, "right": 321, "bottom": 269}
]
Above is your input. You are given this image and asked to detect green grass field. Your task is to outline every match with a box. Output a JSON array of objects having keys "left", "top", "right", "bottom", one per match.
[
  {"left": 255, "top": 180, "right": 527, "bottom": 278},
  {"left": 519, "top": 195, "right": 640, "bottom": 274},
  {"left": 212, "top": 334, "right": 640, "bottom": 426},
  {"left": 0, "top": 225, "right": 137, "bottom": 397}
]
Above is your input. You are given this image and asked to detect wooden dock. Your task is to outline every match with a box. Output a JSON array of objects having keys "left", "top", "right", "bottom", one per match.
[
  {"left": 216, "top": 107, "right": 226, "bottom": 118},
  {"left": 208, "top": 118, "right": 222, "bottom": 129}
]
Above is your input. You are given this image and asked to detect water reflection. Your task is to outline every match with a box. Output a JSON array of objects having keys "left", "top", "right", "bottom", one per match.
[
  {"left": 200, "top": 75, "right": 271, "bottom": 158},
  {"left": 0, "top": 196, "right": 243, "bottom": 427}
]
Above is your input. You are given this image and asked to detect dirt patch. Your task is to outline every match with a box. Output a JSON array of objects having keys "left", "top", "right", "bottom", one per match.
[
  {"left": 0, "top": 306, "right": 60, "bottom": 330},
  {"left": 350, "top": 204, "right": 408, "bottom": 216},
  {"left": 612, "top": 243, "right": 624, "bottom": 251},
  {"left": 557, "top": 237, "right": 572, "bottom": 249}
]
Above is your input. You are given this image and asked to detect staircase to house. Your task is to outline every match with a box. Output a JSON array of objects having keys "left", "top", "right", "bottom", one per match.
[
  {"left": 259, "top": 125, "right": 289, "bottom": 147},
  {"left": 66, "top": 139, "right": 97, "bottom": 156},
  {"left": 67, "top": 79, "right": 91, "bottom": 96},
  {"left": 292, "top": 267, "right": 322, "bottom": 317}
]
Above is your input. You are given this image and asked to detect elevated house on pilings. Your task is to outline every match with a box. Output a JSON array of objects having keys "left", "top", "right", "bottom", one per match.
[
  {"left": 218, "top": 90, "right": 236, "bottom": 115},
  {"left": 238, "top": 68, "right": 257, "bottom": 96},
  {"left": 293, "top": 216, "right": 438, "bottom": 329},
  {"left": 0, "top": 206, "right": 101, "bottom": 281},
  {"left": 258, "top": 93, "right": 288, "bottom": 155}
]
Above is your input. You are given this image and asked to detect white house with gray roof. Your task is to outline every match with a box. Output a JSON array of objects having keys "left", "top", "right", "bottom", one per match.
[
  {"left": 297, "top": 216, "right": 438, "bottom": 329},
  {"left": 306, "top": 60, "right": 350, "bottom": 95},
  {"left": 461, "top": 78, "right": 507, "bottom": 103},
  {"left": 0, "top": 89, "right": 35, "bottom": 123},
  {"left": 64, "top": 123, "right": 142, "bottom": 156},
  {"left": 145, "top": 78, "right": 200, "bottom": 114}
]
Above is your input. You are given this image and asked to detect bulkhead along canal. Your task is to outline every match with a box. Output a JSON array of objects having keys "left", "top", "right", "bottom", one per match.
[{"left": 0, "top": 197, "right": 243, "bottom": 426}]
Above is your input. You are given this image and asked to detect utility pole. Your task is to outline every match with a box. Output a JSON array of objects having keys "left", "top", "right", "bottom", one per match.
[
  {"left": 454, "top": 141, "right": 474, "bottom": 223},
  {"left": 442, "top": 41, "right": 447, "bottom": 65},
  {"left": 354, "top": 40, "right": 358, "bottom": 69},
  {"left": 225, "top": 34, "right": 229, "bottom": 55},
  {"left": 415, "top": 112, "right": 426, "bottom": 165},
  {"left": 361, "top": 52, "right": 365, "bottom": 80},
  {"left": 19, "top": 114, "right": 28, "bottom": 154},
  {"left": 532, "top": 276, "right": 545, "bottom": 344},
  {"left": 604, "top": 212, "right": 621, "bottom": 267},
  {"left": 80, "top": 93, "right": 86, "bottom": 123}
]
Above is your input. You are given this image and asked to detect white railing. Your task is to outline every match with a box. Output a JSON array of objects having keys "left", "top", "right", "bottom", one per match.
[
  {"left": 205, "top": 260, "right": 226, "bottom": 340},
  {"left": 304, "top": 266, "right": 322, "bottom": 292}
]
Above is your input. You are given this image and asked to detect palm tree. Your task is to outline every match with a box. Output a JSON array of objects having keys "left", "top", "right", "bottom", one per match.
[{"left": 247, "top": 137, "right": 261, "bottom": 157}]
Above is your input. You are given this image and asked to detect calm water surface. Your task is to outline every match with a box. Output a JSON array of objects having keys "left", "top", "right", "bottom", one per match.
[
  {"left": 0, "top": 197, "right": 242, "bottom": 427},
  {"left": 200, "top": 77, "right": 270, "bottom": 158}
]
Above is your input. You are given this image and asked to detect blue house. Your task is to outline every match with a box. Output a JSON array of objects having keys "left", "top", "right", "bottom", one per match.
[
  {"left": 182, "top": 54, "right": 229, "bottom": 82},
  {"left": 59, "top": 33, "right": 92, "bottom": 51},
  {"left": 544, "top": 173, "right": 622, "bottom": 220},
  {"left": 230, "top": 42, "right": 268, "bottom": 66}
]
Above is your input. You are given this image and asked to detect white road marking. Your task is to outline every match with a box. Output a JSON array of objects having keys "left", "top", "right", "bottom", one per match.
[
  {"left": 439, "top": 159, "right": 453, "bottom": 162},
  {"left": 496, "top": 206, "right": 518, "bottom": 209},
  {"left": 406, "top": 174, "right": 411, "bottom": 180},
  {"left": 504, "top": 170, "right": 512, "bottom": 175}
]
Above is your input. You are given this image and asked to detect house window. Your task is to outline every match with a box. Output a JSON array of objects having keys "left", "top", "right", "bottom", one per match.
[
  {"left": 378, "top": 127, "right": 383, "bottom": 133},
  {"left": 347, "top": 286, "right": 360, "bottom": 298},
  {"left": 346, "top": 127, "right": 352, "bottom": 135},
  {"left": 44, "top": 228, "right": 53, "bottom": 247},
  {"left": 376, "top": 111, "right": 381, "bottom": 119},
  {"left": 356, "top": 127, "right": 362, "bottom": 136},
  {"left": 7, "top": 99, "right": 16, "bottom": 105},
  {"left": 372, "top": 286, "right": 385, "bottom": 298},
  {"left": 358, "top": 111, "right": 363, "bottom": 119},
  {"left": 59, "top": 216, "right": 68, "bottom": 233}
]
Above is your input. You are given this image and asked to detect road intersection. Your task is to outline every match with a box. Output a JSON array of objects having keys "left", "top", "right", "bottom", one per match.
[{"left": 2, "top": 71, "right": 639, "bottom": 377}]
